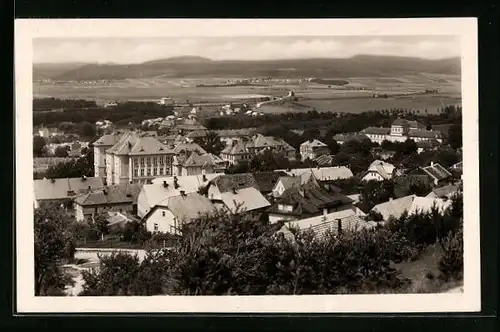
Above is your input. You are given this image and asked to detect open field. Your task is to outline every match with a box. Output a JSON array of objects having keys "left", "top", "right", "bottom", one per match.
[{"left": 33, "top": 73, "right": 461, "bottom": 114}]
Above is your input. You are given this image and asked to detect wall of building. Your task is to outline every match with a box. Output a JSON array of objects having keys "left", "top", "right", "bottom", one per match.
[
  {"left": 145, "top": 208, "right": 178, "bottom": 234},
  {"left": 74, "top": 202, "right": 133, "bottom": 222},
  {"left": 269, "top": 213, "right": 297, "bottom": 224},
  {"left": 361, "top": 171, "right": 385, "bottom": 182}
]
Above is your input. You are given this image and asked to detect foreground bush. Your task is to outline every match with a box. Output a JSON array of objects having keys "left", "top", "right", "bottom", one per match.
[
  {"left": 81, "top": 211, "right": 415, "bottom": 296},
  {"left": 438, "top": 226, "right": 464, "bottom": 281}
]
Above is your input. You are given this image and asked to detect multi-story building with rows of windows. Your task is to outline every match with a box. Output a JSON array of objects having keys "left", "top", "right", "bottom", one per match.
[{"left": 94, "top": 131, "right": 175, "bottom": 185}]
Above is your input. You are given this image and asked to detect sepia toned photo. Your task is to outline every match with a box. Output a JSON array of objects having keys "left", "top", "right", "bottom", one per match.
[{"left": 15, "top": 19, "right": 480, "bottom": 313}]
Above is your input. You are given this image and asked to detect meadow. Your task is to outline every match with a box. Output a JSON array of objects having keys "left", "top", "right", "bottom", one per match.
[{"left": 33, "top": 73, "right": 461, "bottom": 114}]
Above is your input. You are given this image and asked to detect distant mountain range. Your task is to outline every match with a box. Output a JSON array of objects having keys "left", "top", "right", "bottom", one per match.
[{"left": 33, "top": 55, "right": 461, "bottom": 81}]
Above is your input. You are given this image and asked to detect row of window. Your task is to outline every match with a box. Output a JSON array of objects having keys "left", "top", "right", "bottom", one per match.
[
  {"left": 133, "top": 167, "right": 172, "bottom": 177},
  {"left": 133, "top": 156, "right": 173, "bottom": 168}
]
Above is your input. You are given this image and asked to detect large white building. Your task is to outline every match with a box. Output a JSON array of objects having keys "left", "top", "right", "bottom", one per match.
[
  {"left": 94, "top": 131, "right": 175, "bottom": 185},
  {"left": 362, "top": 119, "right": 443, "bottom": 144},
  {"left": 299, "top": 139, "right": 329, "bottom": 161}
]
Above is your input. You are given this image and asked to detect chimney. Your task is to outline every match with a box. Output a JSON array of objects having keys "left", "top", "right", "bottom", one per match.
[
  {"left": 103, "top": 189, "right": 108, "bottom": 195},
  {"left": 202, "top": 174, "right": 207, "bottom": 182},
  {"left": 180, "top": 190, "right": 186, "bottom": 196},
  {"left": 430, "top": 161, "right": 434, "bottom": 167},
  {"left": 87, "top": 185, "right": 91, "bottom": 192},
  {"left": 81, "top": 175, "right": 87, "bottom": 181},
  {"left": 174, "top": 176, "right": 179, "bottom": 189},
  {"left": 337, "top": 218, "right": 342, "bottom": 235},
  {"left": 322, "top": 209, "right": 327, "bottom": 221},
  {"left": 232, "top": 187, "right": 238, "bottom": 194},
  {"left": 50, "top": 178, "right": 56, "bottom": 183},
  {"left": 163, "top": 180, "right": 169, "bottom": 188}
]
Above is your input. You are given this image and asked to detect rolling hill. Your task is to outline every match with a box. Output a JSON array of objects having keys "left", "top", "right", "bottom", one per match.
[{"left": 33, "top": 55, "right": 461, "bottom": 81}]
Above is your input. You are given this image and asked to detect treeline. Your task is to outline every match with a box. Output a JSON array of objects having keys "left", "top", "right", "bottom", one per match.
[
  {"left": 203, "top": 106, "right": 462, "bottom": 133},
  {"left": 33, "top": 100, "right": 174, "bottom": 127},
  {"left": 33, "top": 97, "right": 97, "bottom": 111}
]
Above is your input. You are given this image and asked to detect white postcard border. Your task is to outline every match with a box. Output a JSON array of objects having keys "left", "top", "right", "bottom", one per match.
[{"left": 15, "top": 18, "right": 480, "bottom": 313}]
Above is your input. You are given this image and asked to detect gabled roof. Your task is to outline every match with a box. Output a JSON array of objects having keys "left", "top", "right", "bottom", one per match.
[
  {"left": 251, "top": 134, "right": 295, "bottom": 151},
  {"left": 421, "top": 163, "right": 452, "bottom": 181},
  {"left": 74, "top": 183, "right": 142, "bottom": 206},
  {"left": 426, "top": 184, "right": 460, "bottom": 198},
  {"left": 363, "top": 127, "right": 391, "bottom": 135},
  {"left": 276, "top": 176, "right": 302, "bottom": 192},
  {"left": 268, "top": 185, "right": 354, "bottom": 217},
  {"left": 392, "top": 119, "right": 426, "bottom": 129},
  {"left": 105, "top": 131, "right": 139, "bottom": 155},
  {"left": 186, "top": 129, "right": 208, "bottom": 139},
  {"left": 93, "top": 132, "right": 123, "bottom": 147},
  {"left": 300, "top": 139, "right": 328, "bottom": 148},
  {"left": 209, "top": 173, "right": 258, "bottom": 193},
  {"left": 172, "top": 142, "right": 207, "bottom": 155},
  {"left": 408, "top": 129, "right": 443, "bottom": 139},
  {"left": 363, "top": 160, "right": 395, "bottom": 180},
  {"left": 252, "top": 171, "right": 288, "bottom": 193},
  {"left": 220, "top": 187, "right": 271, "bottom": 213},
  {"left": 182, "top": 152, "right": 216, "bottom": 168},
  {"left": 128, "top": 136, "right": 174, "bottom": 156},
  {"left": 34, "top": 177, "right": 104, "bottom": 201},
  {"left": 407, "top": 197, "right": 452, "bottom": 216},
  {"left": 283, "top": 167, "right": 353, "bottom": 182},
  {"left": 371, "top": 195, "right": 416, "bottom": 221},
  {"left": 221, "top": 140, "right": 249, "bottom": 155},
  {"left": 160, "top": 193, "right": 216, "bottom": 222},
  {"left": 278, "top": 209, "right": 376, "bottom": 240},
  {"left": 313, "top": 154, "right": 335, "bottom": 166}
]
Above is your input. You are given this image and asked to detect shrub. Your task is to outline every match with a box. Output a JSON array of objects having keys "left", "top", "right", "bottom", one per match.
[{"left": 438, "top": 227, "right": 463, "bottom": 281}]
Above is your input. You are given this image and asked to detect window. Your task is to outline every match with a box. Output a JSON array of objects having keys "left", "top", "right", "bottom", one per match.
[
  {"left": 159, "top": 168, "right": 164, "bottom": 175},
  {"left": 147, "top": 168, "right": 151, "bottom": 176},
  {"left": 133, "top": 169, "right": 138, "bottom": 177},
  {"left": 133, "top": 157, "right": 139, "bottom": 168},
  {"left": 140, "top": 157, "right": 145, "bottom": 166},
  {"left": 153, "top": 167, "right": 158, "bottom": 176},
  {"left": 159, "top": 157, "right": 164, "bottom": 165},
  {"left": 162, "top": 211, "right": 166, "bottom": 217},
  {"left": 154, "top": 223, "right": 159, "bottom": 232},
  {"left": 152, "top": 157, "right": 157, "bottom": 165},
  {"left": 140, "top": 169, "right": 145, "bottom": 177},
  {"left": 146, "top": 157, "right": 151, "bottom": 165}
]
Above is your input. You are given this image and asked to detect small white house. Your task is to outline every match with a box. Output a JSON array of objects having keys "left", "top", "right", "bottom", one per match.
[
  {"left": 143, "top": 192, "right": 216, "bottom": 234},
  {"left": 361, "top": 160, "right": 395, "bottom": 182}
]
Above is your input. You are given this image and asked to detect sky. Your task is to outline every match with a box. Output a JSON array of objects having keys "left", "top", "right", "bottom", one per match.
[{"left": 33, "top": 36, "right": 460, "bottom": 64}]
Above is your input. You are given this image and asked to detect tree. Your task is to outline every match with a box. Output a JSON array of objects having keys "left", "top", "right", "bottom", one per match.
[
  {"left": 194, "top": 131, "right": 225, "bottom": 155},
  {"left": 33, "top": 136, "right": 47, "bottom": 157},
  {"left": 447, "top": 124, "right": 462, "bottom": 150},
  {"left": 45, "top": 147, "right": 94, "bottom": 178},
  {"left": 34, "top": 203, "right": 76, "bottom": 295},
  {"left": 77, "top": 121, "right": 97, "bottom": 139},
  {"left": 301, "top": 128, "right": 321, "bottom": 142},
  {"left": 439, "top": 225, "right": 463, "bottom": 281},
  {"left": 54, "top": 145, "right": 70, "bottom": 158}
]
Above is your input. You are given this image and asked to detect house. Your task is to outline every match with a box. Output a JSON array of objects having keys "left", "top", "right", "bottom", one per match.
[
  {"left": 219, "top": 187, "right": 271, "bottom": 214},
  {"left": 278, "top": 209, "right": 376, "bottom": 240},
  {"left": 393, "top": 174, "right": 433, "bottom": 198},
  {"left": 143, "top": 192, "right": 216, "bottom": 234},
  {"left": 251, "top": 171, "right": 288, "bottom": 195},
  {"left": 184, "top": 129, "right": 208, "bottom": 143},
  {"left": 158, "top": 97, "right": 174, "bottom": 106},
  {"left": 426, "top": 183, "right": 461, "bottom": 199},
  {"left": 33, "top": 176, "right": 104, "bottom": 208},
  {"left": 172, "top": 151, "right": 226, "bottom": 177},
  {"left": 300, "top": 139, "right": 330, "bottom": 161},
  {"left": 138, "top": 173, "right": 221, "bottom": 218},
  {"left": 173, "top": 118, "right": 207, "bottom": 135},
  {"left": 206, "top": 173, "right": 270, "bottom": 213},
  {"left": 94, "top": 131, "right": 176, "bottom": 185},
  {"left": 220, "top": 140, "right": 252, "bottom": 165},
  {"left": 215, "top": 128, "right": 257, "bottom": 147},
  {"left": 370, "top": 195, "right": 417, "bottom": 221},
  {"left": 73, "top": 183, "right": 142, "bottom": 221},
  {"left": 370, "top": 194, "right": 451, "bottom": 222},
  {"left": 361, "top": 160, "right": 396, "bottom": 182},
  {"left": 410, "top": 162, "right": 453, "bottom": 186},
  {"left": 247, "top": 134, "right": 296, "bottom": 161},
  {"left": 271, "top": 174, "right": 319, "bottom": 198},
  {"left": 105, "top": 211, "right": 139, "bottom": 233},
  {"left": 267, "top": 182, "right": 355, "bottom": 224},
  {"left": 362, "top": 119, "right": 442, "bottom": 144}
]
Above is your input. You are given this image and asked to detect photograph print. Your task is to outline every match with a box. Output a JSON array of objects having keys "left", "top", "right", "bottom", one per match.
[{"left": 15, "top": 18, "right": 480, "bottom": 313}]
